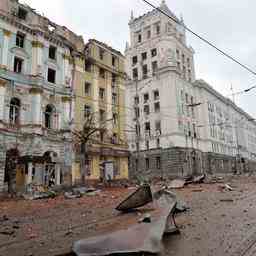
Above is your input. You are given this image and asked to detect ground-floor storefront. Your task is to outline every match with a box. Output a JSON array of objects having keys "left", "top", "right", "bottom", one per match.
[
  {"left": 129, "top": 147, "right": 256, "bottom": 180},
  {"left": 72, "top": 145, "right": 129, "bottom": 185},
  {"left": 0, "top": 131, "right": 72, "bottom": 194}
]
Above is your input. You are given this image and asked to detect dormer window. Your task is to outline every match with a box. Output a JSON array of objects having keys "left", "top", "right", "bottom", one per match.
[
  {"left": 18, "top": 7, "right": 27, "bottom": 20},
  {"left": 16, "top": 32, "right": 25, "bottom": 48},
  {"left": 49, "top": 46, "right": 57, "bottom": 60}
]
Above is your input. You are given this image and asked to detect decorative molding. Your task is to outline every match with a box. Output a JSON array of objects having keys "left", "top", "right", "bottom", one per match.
[
  {"left": 61, "top": 96, "right": 71, "bottom": 102},
  {"left": 3, "top": 29, "right": 11, "bottom": 37},
  {"left": 29, "top": 87, "right": 43, "bottom": 94},
  {"left": 31, "top": 41, "right": 44, "bottom": 48}
]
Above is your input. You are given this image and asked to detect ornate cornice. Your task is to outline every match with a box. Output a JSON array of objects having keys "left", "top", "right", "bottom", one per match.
[
  {"left": 29, "top": 87, "right": 43, "bottom": 94},
  {"left": 61, "top": 96, "right": 72, "bottom": 102},
  {"left": 3, "top": 29, "right": 11, "bottom": 37}
]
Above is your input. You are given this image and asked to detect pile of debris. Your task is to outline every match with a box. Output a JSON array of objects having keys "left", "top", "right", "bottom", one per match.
[
  {"left": 168, "top": 174, "right": 206, "bottom": 189},
  {"left": 64, "top": 187, "right": 100, "bottom": 199},
  {"left": 22, "top": 184, "right": 56, "bottom": 200},
  {"left": 72, "top": 184, "right": 188, "bottom": 256}
]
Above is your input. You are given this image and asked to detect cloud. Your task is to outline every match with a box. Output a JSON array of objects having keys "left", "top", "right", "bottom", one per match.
[{"left": 28, "top": 0, "right": 256, "bottom": 116}]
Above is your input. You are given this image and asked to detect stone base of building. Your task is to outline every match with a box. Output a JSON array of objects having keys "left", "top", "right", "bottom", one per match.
[{"left": 129, "top": 147, "right": 256, "bottom": 180}]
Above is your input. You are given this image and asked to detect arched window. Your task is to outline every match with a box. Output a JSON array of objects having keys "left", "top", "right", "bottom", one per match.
[
  {"left": 9, "top": 98, "right": 20, "bottom": 125},
  {"left": 45, "top": 105, "right": 56, "bottom": 129}
]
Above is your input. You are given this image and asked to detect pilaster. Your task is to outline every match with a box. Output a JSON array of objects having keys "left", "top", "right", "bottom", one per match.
[{"left": 2, "top": 29, "right": 11, "bottom": 67}]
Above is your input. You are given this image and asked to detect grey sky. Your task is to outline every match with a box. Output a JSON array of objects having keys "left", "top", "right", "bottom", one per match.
[{"left": 23, "top": 0, "right": 256, "bottom": 117}]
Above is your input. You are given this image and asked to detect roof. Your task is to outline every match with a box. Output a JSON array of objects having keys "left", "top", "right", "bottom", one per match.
[
  {"left": 131, "top": 1, "right": 180, "bottom": 25},
  {"left": 87, "top": 39, "right": 124, "bottom": 58}
]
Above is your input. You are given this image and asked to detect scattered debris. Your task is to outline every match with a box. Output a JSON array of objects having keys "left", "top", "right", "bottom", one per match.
[
  {"left": 220, "top": 198, "right": 234, "bottom": 202},
  {"left": 138, "top": 213, "right": 151, "bottom": 223},
  {"left": 192, "top": 189, "right": 204, "bottom": 192},
  {"left": 192, "top": 174, "right": 206, "bottom": 184},
  {"left": 0, "top": 227, "right": 15, "bottom": 236},
  {"left": 116, "top": 184, "right": 153, "bottom": 212},
  {"left": 72, "top": 188, "right": 177, "bottom": 256},
  {"left": 168, "top": 179, "right": 186, "bottom": 189},
  {"left": 64, "top": 192, "right": 82, "bottom": 200},
  {"left": 23, "top": 191, "right": 56, "bottom": 200}
]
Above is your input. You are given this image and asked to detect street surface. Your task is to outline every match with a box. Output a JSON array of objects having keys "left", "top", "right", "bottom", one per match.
[{"left": 1, "top": 175, "right": 256, "bottom": 256}]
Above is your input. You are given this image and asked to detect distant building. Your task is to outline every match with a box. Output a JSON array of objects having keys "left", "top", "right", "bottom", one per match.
[
  {"left": 72, "top": 39, "right": 129, "bottom": 184},
  {"left": 0, "top": 0, "right": 84, "bottom": 192},
  {"left": 125, "top": 1, "right": 256, "bottom": 179}
]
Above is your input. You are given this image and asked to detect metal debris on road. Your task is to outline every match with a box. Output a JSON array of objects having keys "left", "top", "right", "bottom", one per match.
[
  {"left": 72, "top": 188, "right": 178, "bottom": 256},
  {"left": 115, "top": 184, "right": 153, "bottom": 212},
  {"left": 168, "top": 179, "right": 186, "bottom": 189}
]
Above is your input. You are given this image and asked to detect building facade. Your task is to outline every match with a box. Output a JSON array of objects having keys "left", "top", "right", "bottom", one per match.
[
  {"left": 125, "top": 1, "right": 256, "bottom": 179},
  {"left": 0, "top": 0, "right": 84, "bottom": 192},
  {"left": 72, "top": 39, "right": 129, "bottom": 184}
]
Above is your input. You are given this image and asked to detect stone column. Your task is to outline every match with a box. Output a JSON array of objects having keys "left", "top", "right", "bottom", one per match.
[
  {"left": 2, "top": 30, "right": 11, "bottom": 68},
  {"left": 31, "top": 41, "right": 44, "bottom": 76},
  {"left": 0, "top": 79, "right": 7, "bottom": 122},
  {"left": 62, "top": 96, "right": 71, "bottom": 129},
  {"left": 29, "top": 88, "right": 43, "bottom": 125},
  {"left": 27, "top": 162, "right": 33, "bottom": 185},
  {"left": 55, "top": 164, "right": 61, "bottom": 185}
]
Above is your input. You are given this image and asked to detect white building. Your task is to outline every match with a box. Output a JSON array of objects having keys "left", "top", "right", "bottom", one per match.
[{"left": 125, "top": 1, "right": 256, "bottom": 178}]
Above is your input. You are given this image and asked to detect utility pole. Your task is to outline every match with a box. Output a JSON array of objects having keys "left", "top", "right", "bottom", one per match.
[{"left": 134, "top": 78, "right": 140, "bottom": 174}]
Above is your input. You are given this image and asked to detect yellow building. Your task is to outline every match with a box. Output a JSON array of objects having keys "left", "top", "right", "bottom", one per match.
[{"left": 72, "top": 39, "right": 129, "bottom": 184}]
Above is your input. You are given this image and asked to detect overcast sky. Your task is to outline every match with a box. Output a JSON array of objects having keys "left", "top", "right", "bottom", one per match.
[{"left": 22, "top": 0, "right": 256, "bottom": 117}]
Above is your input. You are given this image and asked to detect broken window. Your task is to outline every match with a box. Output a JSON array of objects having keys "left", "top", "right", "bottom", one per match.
[
  {"left": 16, "top": 32, "right": 25, "bottom": 48},
  {"left": 112, "top": 133, "right": 118, "bottom": 144},
  {"left": 146, "top": 141, "right": 149, "bottom": 150},
  {"left": 142, "top": 52, "right": 147, "bottom": 61},
  {"left": 99, "top": 88, "right": 105, "bottom": 100},
  {"left": 135, "top": 107, "right": 140, "bottom": 118},
  {"left": 84, "top": 82, "right": 91, "bottom": 96},
  {"left": 9, "top": 98, "right": 20, "bottom": 125},
  {"left": 156, "top": 138, "right": 160, "bottom": 148},
  {"left": 49, "top": 45, "right": 57, "bottom": 60},
  {"left": 133, "top": 68, "right": 138, "bottom": 80},
  {"left": 84, "top": 61, "right": 92, "bottom": 72},
  {"left": 14, "top": 57, "right": 23, "bottom": 73},
  {"left": 45, "top": 105, "right": 55, "bottom": 129},
  {"left": 113, "top": 113, "right": 118, "bottom": 125},
  {"left": 145, "top": 122, "right": 151, "bottom": 135},
  {"left": 134, "top": 96, "right": 139, "bottom": 105},
  {"left": 138, "top": 34, "right": 142, "bottom": 43},
  {"left": 151, "top": 48, "right": 157, "bottom": 57},
  {"left": 18, "top": 7, "right": 27, "bottom": 20},
  {"left": 112, "top": 93, "right": 117, "bottom": 105},
  {"left": 142, "top": 64, "right": 148, "bottom": 79},
  {"left": 155, "top": 120, "right": 161, "bottom": 134},
  {"left": 144, "top": 93, "right": 149, "bottom": 103},
  {"left": 47, "top": 68, "right": 56, "bottom": 84},
  {"left": 156, "top": 24, "right": 161, "bottom": 34},
  {"left": 112, "top": 55, "right": 116, "bottom": 66},
  {"left": 132, "top": 56, "right": 138, "bottom": 65},
  {"left": 99, "top": 68, "right": 105, "bottom": 78},
  {"left": 99, "top": 109, "right": 105, "bottom": 122},
  {"left": 84, "top": 105, "right": 91, "bottom": 118},
  {"left": 99, "top": 48, "right": 104, "bottom": 60}
]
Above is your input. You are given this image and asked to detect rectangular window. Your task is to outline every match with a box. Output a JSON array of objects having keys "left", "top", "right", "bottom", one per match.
[
  {"left": 14, "top": 57, "right": 23, "bottom": 73},
  {"left": 135, "top": 107, "right": 140, "bottom": 118},
  {"left": 132, "top": 56, "right": 138, "bottom": 65},
  {"left": 16, "top": 32, "right": 25, "bottom": 48},
  {"left": 113, "top": 113, "right": 118, "bottom": 125},
  {"left": 156, "top": 24, "right": 160, "bottom": 34},
  {"left": 156, "top": 138, "right": 160, "bottom": 148},
  {"left": 145, "top": 158, "right": 149, "bottom": 169},
  {"left": 133, "top": 68, "right": 138, "bottom": 80},
  {"left": 156, "top": 157, "right": 161, "bottom": 169},
  {"left": 136, "top": 124, "right": 140, "bottom": 136},
  {"left": 138, "top": 34, "right": 142, "bottom": 43},
  {"left": 112, "top": 93, "right": 117, "bottom": 105},
  {"left": 134, "top": 96, "right": 139, "bottom": 105},
  {"left": 145, "top": 122, "right": 151, "bottom": 134},
  {"left": 49, "top": 45, "right": 57, "bottom": 60},
  {"left": 147, "top": 30, "right": 151, "bottom": 39},
  {"left": 18, "top": 7, "right": 27, "bottom": 20},
  {"left": 47, "top": 68, "right": 56, "bottom": 83},
  {"left": 84, "top": 82, "right": 91, "bottom": 96},
  {"left": 142, "top": 52, "right": 147, "bottom": 61},
  {"left": 144, "top": 105, "right": 150, "bottom": 115},
  {"left": 99, "top": 48, "right": 104, "bottom": 60},
  {"left": 154, "top": 102, "right": 160, "bottom": 112},
  {"left": 154, "top": 90, "right": 160, "bottom": 101},
  {"left": 99, "top": 68, "right": 105, "bottom": 78},
  {"left": 99, "top": 88, "right": 105, "bottom": 100},
  {"left": 146, "top": 141, "right": 149, "bottom": 150},
  {"left": 151, "top": 48, "right": 157, "bottom": 57},
  {"left": 84, "top": 105, "right": 91, "bottom": 118},
  {"left": 155, "top": 120, "right": 161, "bottom": 134},
  {"left": 144, "top": 93, "right": 149, "bottom": 103},
  {"left": 152, "top": 61, "right": 158, "bottom": 74},
  {"left": 142, "top": 64, "right": 148, "bottom": 79},
  {"left": 84, "top": 61, "right": 92, "bottom": 72},
  {"left": 99, "top": 109, "right": 105, "bottom": 122},
  {"left": 112, "top": 55, "right": 116, "bottom": 66}
]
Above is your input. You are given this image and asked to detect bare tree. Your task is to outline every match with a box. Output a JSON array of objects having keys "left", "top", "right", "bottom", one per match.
[{"left": 72, "top": 112, "right": 113, "bottom": 184}]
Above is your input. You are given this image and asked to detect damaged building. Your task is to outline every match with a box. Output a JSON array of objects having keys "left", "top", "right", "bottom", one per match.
[{"left": 0, "top": 0, "right": 84, "bottom": 193}]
